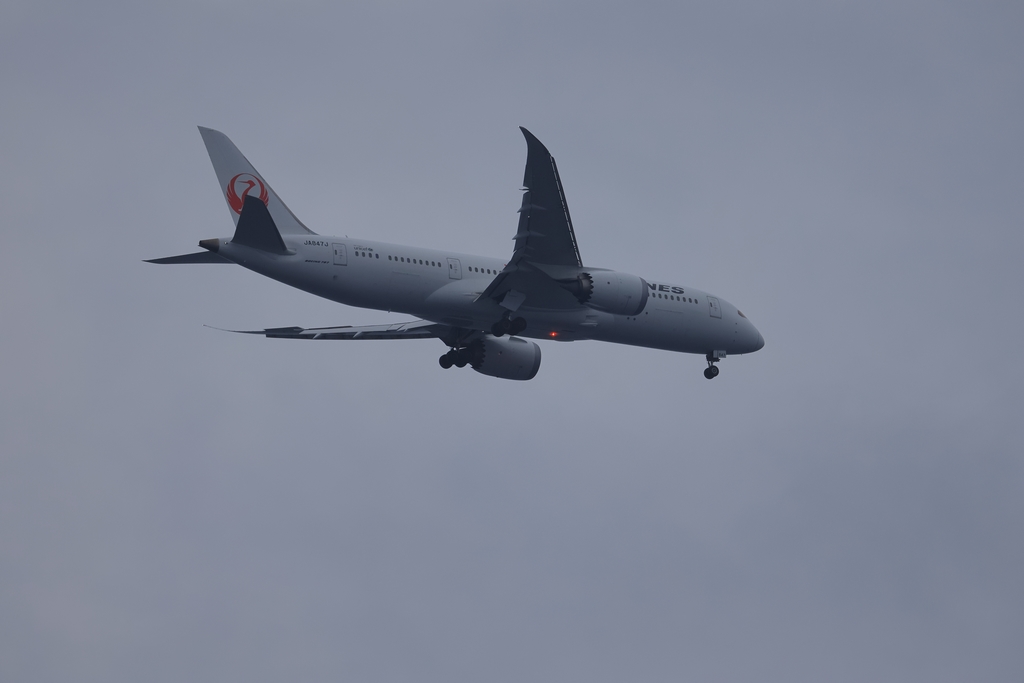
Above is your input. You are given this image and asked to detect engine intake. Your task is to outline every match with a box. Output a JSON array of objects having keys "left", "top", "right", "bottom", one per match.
[
  {"left": 559, "top": 270, "right": 649, "bottom": 317},
  {"left": 469, "top": 336, "right": 542, "bottom": 381}
]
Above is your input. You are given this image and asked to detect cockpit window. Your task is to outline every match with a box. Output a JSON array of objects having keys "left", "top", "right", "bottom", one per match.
[{"left": 737, "top": 310, "right": 747, "bottom": 318}]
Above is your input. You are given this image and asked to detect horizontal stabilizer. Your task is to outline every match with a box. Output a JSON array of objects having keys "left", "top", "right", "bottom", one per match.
[
  {"left": 145, "top": 251, "right": 230, "bottom": 264},
  {"left": 232, "top": 194, "right": 289, "bottom": 254}
]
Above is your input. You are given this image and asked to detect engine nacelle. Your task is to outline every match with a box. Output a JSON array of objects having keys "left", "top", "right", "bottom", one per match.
[
  {"left": 560, "top": 270, "right": 649, "bottom": 316},
  {"left": 469, "top": 336, "right": 542, "bottom": 381}
]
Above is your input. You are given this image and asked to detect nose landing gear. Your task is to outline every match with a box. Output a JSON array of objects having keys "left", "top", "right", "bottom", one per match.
[{"left": 704, "top": 351, "right": 725, "bottom": 380}]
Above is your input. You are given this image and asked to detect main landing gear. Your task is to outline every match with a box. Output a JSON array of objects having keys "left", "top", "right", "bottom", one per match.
[
  {"left": 703, "top": 351, "right": 723, "bottom": 380},
  {"left": 439, "top": 347, "right": 471, "bottom": 369},
  {"left": 491, "top": 312, "right": 526, "bottom": 338}
]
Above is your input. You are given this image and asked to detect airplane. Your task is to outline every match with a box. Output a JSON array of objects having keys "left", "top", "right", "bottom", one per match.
[{"left": 148, "top": 127, "right": 764, "bottom": 381}]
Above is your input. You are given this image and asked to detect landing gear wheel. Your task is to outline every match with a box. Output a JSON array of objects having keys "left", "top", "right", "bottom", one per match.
[
  {"left": 439, "top": 351, "right": 455, "bottom": 369},
  {"left": 704, "top": 352, "right": 722, "bottom": 380},
  {"left": 492, "top": 312, "right": 515, "bottom": 338},
  {"left": 454, "top": 348, "right": 469, "bottom": 368},
  {"left": 508, "top": 317, "right": 527, "bottom": 336}
]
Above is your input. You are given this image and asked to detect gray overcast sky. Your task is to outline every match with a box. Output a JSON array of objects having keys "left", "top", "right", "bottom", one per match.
[{"left": 2, "top": 2, "right": 1022, "bottom": 681}]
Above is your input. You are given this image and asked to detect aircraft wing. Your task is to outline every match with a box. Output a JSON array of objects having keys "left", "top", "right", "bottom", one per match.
[
  {"left": 213, "top": 319, "right": 450, "bottom": 341},
  {"left": 477, "top": 127, "right": 585, "bottom": 309},
  {"left": 511, "top": 127, "right": 582, "bottom": 268}
]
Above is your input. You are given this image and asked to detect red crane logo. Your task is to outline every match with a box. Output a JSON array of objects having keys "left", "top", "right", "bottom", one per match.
[{"left": 226, "top": 173, "right": 270, "bottom": 214}]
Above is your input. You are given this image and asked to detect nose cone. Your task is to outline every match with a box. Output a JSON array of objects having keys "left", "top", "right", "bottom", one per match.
[
  {"left": 728, "top": 304, "right": 764, "bottom": 354},
  {"left": 738, "top": 316, "right": 764, "bottom": 354}
]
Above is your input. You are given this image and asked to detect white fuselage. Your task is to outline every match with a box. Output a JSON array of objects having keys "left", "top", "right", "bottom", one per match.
[{"left": 215, "top": 234, "right": 765, "bottom": 357}]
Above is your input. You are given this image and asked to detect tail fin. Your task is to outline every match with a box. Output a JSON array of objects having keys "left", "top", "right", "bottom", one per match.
[{"left": 198, "top": 127, "right": 315, "bottom": 236}]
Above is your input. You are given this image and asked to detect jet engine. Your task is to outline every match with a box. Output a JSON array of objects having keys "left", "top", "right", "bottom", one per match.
[
  {"left": 559, "top": 270, "right": 649, "bottom": 316},
  {"left": 469, "top": 336, "right": 542, "bottom": 381}
]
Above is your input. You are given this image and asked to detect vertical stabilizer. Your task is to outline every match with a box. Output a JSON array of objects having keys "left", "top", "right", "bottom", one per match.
[{"left": 198, "top": 127, "right": 315, "bottom": 235}]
